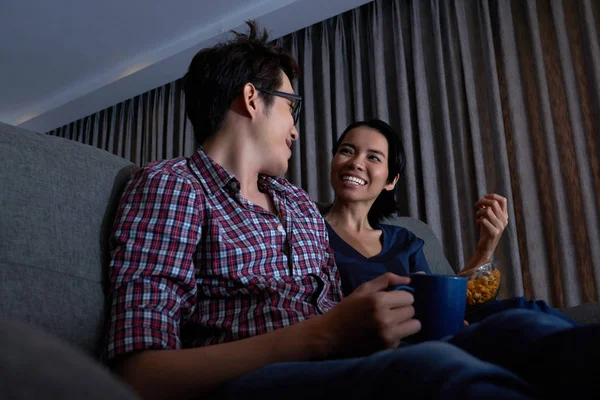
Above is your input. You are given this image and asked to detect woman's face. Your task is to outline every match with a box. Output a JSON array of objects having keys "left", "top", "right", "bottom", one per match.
[{"left": 330, "top": 126, "right": 397, "bottom": 204}]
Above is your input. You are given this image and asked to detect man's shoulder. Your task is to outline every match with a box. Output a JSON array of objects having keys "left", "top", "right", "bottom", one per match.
[
  {"left": 275, "top": 177, "right": 309, "bottom": 198},
  {"left": 140, "top": 156, "right": 194, "bottom": 180},
  {"left": 128, "top": 156, "right": 203, "bottom": 191},
  {"left": 273, "top": 177, "right": 320, "bottom": 213},
  {"left": 121, "top": 155, "right": 207, "bottom": 203}
]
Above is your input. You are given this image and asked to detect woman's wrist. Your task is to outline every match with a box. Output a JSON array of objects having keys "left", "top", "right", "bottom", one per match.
[{"left": 461, "top": 249, "right": 493, "bottom": 274}]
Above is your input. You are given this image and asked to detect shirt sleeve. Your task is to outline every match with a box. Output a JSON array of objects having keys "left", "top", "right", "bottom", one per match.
[
  {"left": 322, "top": 231, "right": 344, "bottom": 301},
  {"left": 303, "top": 193, "right": 343, "bottom": 303},
  {"left": 409, "top": 237, "right": 433, "bottom": 275},
  {"left": 102, "top": 168, "right": 201, "bottom": 362}
]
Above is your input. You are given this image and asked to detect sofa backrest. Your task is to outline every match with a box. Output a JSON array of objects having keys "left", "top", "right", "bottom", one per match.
[
  {"left": 0, "top": 122, "right": 139, "bottom": 357},
  {"left": 380, "top": 215, "right": 455, "bottom": 276}
]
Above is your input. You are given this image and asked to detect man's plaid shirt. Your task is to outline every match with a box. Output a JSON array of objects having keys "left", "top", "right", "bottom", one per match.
[{"left": 102, "top": 149, "right": 342, "bottom": 361}]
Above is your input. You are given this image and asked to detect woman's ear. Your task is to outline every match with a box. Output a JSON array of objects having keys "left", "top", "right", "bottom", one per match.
[{"left": 385, "top": 174, "right": 400, "bottom": 191}]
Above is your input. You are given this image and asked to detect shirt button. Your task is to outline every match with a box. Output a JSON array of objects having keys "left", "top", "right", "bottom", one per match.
[
  {"left": 228, "top": 181, "right": 239, "bottom": 190},
  {"left": 277, "top": 225, "right": 285, "bottom": 234}
]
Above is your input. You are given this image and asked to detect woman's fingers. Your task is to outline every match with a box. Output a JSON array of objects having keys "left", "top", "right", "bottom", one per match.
[
  {"left": 476, "top": 216, "right": 502, "bottom": 237},
  {"left": 475, "top": 194, "right": 508, "bottom": 224},
  {"left": 475, "top": 208, "right": 503, "bottom": 229}
]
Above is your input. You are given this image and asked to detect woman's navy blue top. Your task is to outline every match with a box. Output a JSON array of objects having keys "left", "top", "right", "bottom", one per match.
[{"left": 325, "top": 221, "right": 432, "bottom": 296}]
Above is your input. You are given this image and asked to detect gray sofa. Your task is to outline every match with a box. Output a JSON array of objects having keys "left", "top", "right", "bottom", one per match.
[{"left": 1, "top": 121, "right": 600, "bottom": 398}]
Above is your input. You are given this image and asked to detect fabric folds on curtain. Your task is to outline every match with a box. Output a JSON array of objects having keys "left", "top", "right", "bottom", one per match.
[
  {"left": 48, "top": 0, "right": 600, "bottom": 308},
  {"left": 49, "top": 79, "right": 195, "bottom": 166}
]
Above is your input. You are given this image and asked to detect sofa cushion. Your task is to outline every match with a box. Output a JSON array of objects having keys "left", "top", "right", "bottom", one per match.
[{"left": 0, "top": 122, "right": 139, "bottom": 357}]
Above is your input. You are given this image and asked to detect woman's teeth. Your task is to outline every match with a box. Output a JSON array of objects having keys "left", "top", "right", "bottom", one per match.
[{"left": 342, "top": 176, "right": 366, "bottom": 186}]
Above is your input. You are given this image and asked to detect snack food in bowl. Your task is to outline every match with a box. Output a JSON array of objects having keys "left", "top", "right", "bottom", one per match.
[{"left": 458, "top": 261, "right": 501, "bottom": 307}]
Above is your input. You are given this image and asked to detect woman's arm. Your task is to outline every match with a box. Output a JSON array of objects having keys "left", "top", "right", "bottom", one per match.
[{"left": 459, "top": 193, "right": 509, "bottom": 274}]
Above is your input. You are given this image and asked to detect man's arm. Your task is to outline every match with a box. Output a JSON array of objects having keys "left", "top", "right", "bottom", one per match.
[
  {"left": 104, "top": 168, "right": 201, "bottom": 362},
  {"left": 114, "top": 273, "right": 420, "bottom": 400},
  {"left": 113, "top": 314, "right": 324, "bottom": 399}
]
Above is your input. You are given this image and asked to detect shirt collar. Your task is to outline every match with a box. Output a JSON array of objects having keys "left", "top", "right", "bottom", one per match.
[
  {"left": 191, "top": 149, "right": 288, "bottom": 197},
  {"left": 191, "top": 149, "right": 237, "bottom": 197},
  {"left": 258, "top": 174, "right": 286, "bottom": 193}
]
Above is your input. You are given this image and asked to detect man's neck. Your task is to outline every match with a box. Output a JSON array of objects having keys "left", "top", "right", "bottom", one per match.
[{"left": 202, "top": 129, "right": 262, "bottom": 200}]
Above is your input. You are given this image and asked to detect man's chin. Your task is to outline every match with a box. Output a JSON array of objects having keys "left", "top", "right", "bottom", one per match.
[{"left": 260, "top": 164, "right": 288, "bottom": 178}]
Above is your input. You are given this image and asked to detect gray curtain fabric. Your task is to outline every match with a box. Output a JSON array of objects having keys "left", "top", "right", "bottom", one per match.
[
  {"left": 48, "top": 0, "right": 600, "bottom": 308},
  {"left": 49, "top": 79, "right": 195, "bottom": 166}
]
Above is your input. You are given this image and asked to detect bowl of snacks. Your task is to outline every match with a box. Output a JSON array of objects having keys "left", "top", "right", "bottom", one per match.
[{"left": 458, "top": 261, "right": 501, "bottom": 309}]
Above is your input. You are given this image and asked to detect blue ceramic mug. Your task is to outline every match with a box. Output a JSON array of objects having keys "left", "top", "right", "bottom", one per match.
[
  {"left": 361, "top": 273, "right": 467, "bottom": 341},
  {"left": 386, "top": 274, "right": 467, "bottom": 342},
  {"left": 404, "top": 273, "right": 467, "bottom": 342}
]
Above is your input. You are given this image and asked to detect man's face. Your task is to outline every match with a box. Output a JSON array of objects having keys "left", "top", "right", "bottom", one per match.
[{"left": 254, "top": 72, "right": 300, "bottom": 177}]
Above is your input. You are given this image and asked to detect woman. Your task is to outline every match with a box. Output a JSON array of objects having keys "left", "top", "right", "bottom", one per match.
[{"left": 323, "top": 119, "right": 572, "bottom": 324}]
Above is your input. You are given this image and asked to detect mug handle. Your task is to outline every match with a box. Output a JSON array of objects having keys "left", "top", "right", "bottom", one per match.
[{"left": 388, "top": 285, "right": 415, "bottom": 294}]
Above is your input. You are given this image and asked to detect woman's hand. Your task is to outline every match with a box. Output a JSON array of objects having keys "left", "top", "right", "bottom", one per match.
[{"left": 474, "top": 193, "right": 509, "bottom": 261}]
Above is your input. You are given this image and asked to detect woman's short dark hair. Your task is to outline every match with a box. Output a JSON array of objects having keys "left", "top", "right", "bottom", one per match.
[
  {"left": 183, "top": 20, "right": 300, "bottom": 145},
  {"left": 332, "top": 119, "right": 406, "bottom": 226}
]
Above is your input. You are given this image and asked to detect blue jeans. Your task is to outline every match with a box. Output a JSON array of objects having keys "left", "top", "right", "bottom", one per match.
[
  {"left": 208, "top": 309, "right": 597, "bottom": 399},
  {"left": 465, "top": 296, "right": 579, "bottom": 325}
]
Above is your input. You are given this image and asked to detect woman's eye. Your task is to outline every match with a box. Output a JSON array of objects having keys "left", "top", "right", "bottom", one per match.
[
  {"left": 340, "top": 148, "right": 352, "bottom": 155},
  {"left": 368, "top": 155, "right": 381, "bottom": 162}
]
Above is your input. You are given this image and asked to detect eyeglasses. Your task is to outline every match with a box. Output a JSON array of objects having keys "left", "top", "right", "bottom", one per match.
[{"left": 256, "top": 88, "right": 303, "bottom": 125}]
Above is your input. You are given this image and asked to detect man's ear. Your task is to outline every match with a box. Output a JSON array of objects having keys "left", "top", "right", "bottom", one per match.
[
  {"left": 242, "top": 83, "right": 259, "bottom": 120},
  {"left": 385, "top": 174, "right": 400, "bottom": 191}
]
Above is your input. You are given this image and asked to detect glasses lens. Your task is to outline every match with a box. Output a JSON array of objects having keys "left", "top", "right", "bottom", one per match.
[{"left": 293, "top": 100, "right": 302, "bottom": 125}]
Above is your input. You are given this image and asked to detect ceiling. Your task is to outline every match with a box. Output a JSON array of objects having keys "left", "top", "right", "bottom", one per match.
[{"left": 0, "top": 0, "right": 371, "bottom": 132}]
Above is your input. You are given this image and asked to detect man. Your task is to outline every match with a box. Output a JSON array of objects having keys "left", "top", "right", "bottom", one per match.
[{"left": 103, "top": 21, "right": 586, "bottom": 400}]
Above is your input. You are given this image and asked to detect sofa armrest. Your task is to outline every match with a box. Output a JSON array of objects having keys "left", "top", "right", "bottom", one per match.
[{"left": 0, "top": 317, "right": 140, "bottom": 399}]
